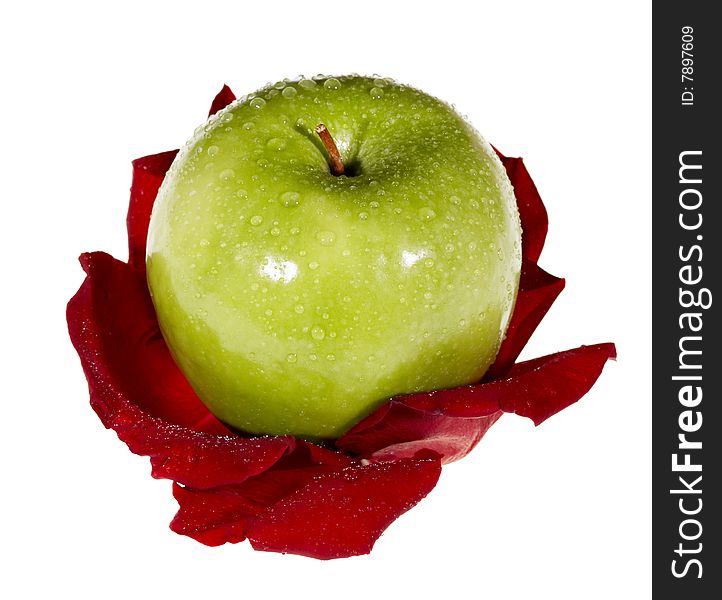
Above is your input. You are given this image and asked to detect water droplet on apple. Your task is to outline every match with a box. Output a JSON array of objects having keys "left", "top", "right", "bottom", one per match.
[
  {"left": 373, "top": 78, "right": 387, "bottom": 88},
  {"left": 286, "top": 353, "right": 298, "bottom": 363},
  {"left": 369, "top": 201, "right": 380, "bottom": 209},
  {"left": 358, "top": 211, "right": 369, "bottom": 220},
  {"left": 424, "top": 258, "right": 435, "bottom": 268},
  {"left": 270, "top": 226, "right": 281, "bottom": 237},
  {"left": 326, "top": 353, "right": 336, "bottom": 362},
  {"left": 299, "top": 79, "right": 317, "bottom": 90},
  {"left": 282, "top": 85, "right": 298, "bottom": 98},
  {"left": 281, "top": 191, "right": 301, "bottom": 207},
  {"left": 250, "top": 215, "right": 263, "bottom": 226},
  {"left": 295, "top": 304, "right": 305, "bottom": 314},
  {"left": 370, "top": 87, "right": 384, "bottom": 99},
  {"left": 459, "top": 319, "right": 467, "bottom": 327},
  {"left": 266, "top": 138, "right": 286, "bottom": 151},
  {"left": 250, "top": 97, "right": 266, "bottom": 109},
  {"left": 311, "top": 325, "right": 325, "bottom": 340},
  {"left": 418, "top": 207, "right": 437, "bottom": 221},
  {"left": 219, "top": 168, "right": 235, "bottom": 181},
  {"left": 323, "top": 78, "right": 341, "bottom": 90},
  {"left": 316, "top": 230, "right": 336, "bottom": 246},
  {"left": 308, "top": 261, "right": 319, "bottom": 270},
  {"left": 367, "top": 354, "right": 376, "bottom": 362},
  {"left": 243, "top": 122, "right": 255, "bottom": 130},
  {"left": 207, "top": 145, "right": 219, "bottom": 157}
]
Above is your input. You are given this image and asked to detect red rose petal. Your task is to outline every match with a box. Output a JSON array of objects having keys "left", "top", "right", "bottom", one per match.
[
  {"left": 136, "top": 429, "right": 295, "bottom": 490},
  {"left": 67, "top": 251, "right": 302, "bottom": 489},
  {"left": 68, "top": 252, "right": 221, "bottom": 432},
  {"left": 171, "top": 440, "right": 356, "bottom": 548},
  {"left": 127, "top": 150, "right": 178, "bottom": 271},
  {"left": 495, "top": 150, "right": 548, "bottom": 263},
  {"left": 486, "top": 260, "right": 565, "bottom": 380},
  {"left": 246, "top": 458, "right": 442, "bottom": 559},
  {"left": 208, "top": 84, "right": 237, "bottom": 117},
  {"left": 337, "top": 401, "right": 502, "bottom": 463},
  {"left": 338, "top": 344, "right": 615, "bottom": 461},
  {"left": 400, "top": 343, "right": 617, "bottom": 423},
  {"left": 170, "top": 483, "right": 258, "bottom": 546},
  {"left": 499, "top": 343, "right": 617, "bottom": 425}
]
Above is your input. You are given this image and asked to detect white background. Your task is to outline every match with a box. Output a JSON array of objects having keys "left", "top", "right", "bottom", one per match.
[{"left": 1, "top": 1, "right": 650, "bottom": 598}]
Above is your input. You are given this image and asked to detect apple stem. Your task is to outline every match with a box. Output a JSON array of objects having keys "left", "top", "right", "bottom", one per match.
[{"left": 315, "top": 124, "right": 345, "bottom": 176}]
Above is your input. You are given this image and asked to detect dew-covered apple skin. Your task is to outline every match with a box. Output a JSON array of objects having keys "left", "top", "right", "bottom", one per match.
[{"left": 146, "top": 76, "right": 522, "bottom": 440}]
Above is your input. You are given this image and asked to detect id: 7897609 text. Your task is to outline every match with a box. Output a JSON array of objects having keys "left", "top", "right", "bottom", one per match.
[{"left": 681, "top": 26, "right": 694, "bottom": 106}]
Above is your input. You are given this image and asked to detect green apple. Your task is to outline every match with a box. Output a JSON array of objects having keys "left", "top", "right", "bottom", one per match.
[{"left": 146, "top": 75, "right": 522, "bottom": 440}]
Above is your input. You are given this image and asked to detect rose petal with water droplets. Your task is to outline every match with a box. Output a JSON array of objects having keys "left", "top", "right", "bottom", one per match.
[
  {"left": 495, "top": 149, "right": 548, "bottom": 263},
  {"left": 208, "top": 84, "right": 236, "bottom": 117},
  {"left": 247, "top": 458, "right": 442, "bottom": 559},
  {"left": 127, "top": 151, "right": 178, "bottom": 270}
]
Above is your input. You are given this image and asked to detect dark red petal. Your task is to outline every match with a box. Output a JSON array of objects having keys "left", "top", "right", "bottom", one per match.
[
  {"left": 485, "top": 260, "right": 566, "bottom": 380},
  {"left": 66, "top": 251, "right": 306, "bottom": 488},
  {"left": 68, "top": 252, "right": 217, "bottom": 431},
  {"left": 127, "top": 150, "right": 177, "bottom": 270},
  {"left": 499, "top": 343, "right": 617, "bottom": 425},
  {"left": 170, "top": 483, "right": 258, "bottom": 546},
  {"left": 338, "top": 343, "right": 615, "bottom": 461},
  {"left": 208, "top": 84, "right": 236, "bottom": 117},
  {"left": 495, "top": 150, "right": 548, "bottom": 263},
  {"left": 132, "top": 427, "right": 295, "bottom": 489},
  {"left": 403, "top": 343, "right": 616, "bottom": 422},
  {"left": 337, "top": 401, "right": 502, "bottom": 463},
  {"left": 246, "top": 458, "right": 442, "bottom": 559},
  {"left": 170, "top": 440, "right": 355, "bottom": 546}
]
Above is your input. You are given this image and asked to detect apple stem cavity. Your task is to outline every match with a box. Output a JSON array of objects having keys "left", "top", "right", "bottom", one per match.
[{"left": 315, "top": 123, "right": 345, "bottom": 176}]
